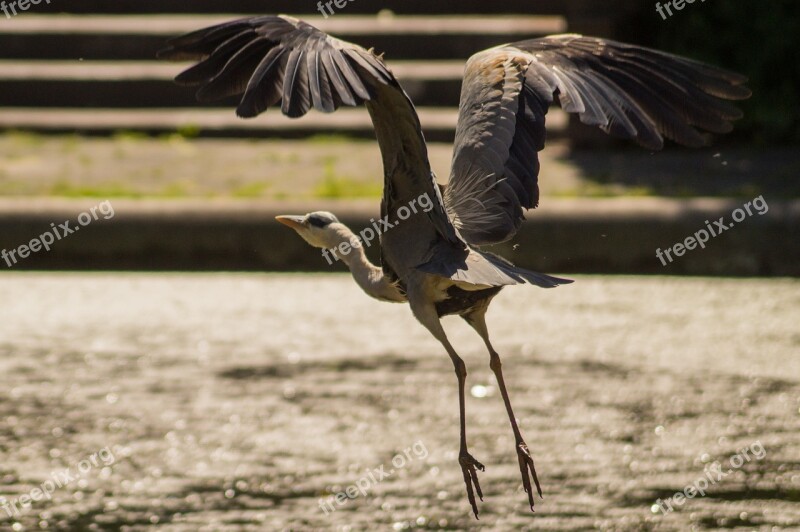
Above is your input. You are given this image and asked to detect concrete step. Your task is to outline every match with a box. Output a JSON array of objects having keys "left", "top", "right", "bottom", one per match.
[
  {"left": 1, "top": 197, "right": 796, "bottom": 275},
  {"left": 0, "top": 60, "right": 467, "bottom": 108},
  {"left": 0, "top": 14, "right": 568, "bottom": 137},
  {"left": 0, "top": 14, "right": 567, "bottom": 60},
  {"left": 0, "top": 13, "right": 573, "bottom": 139},
  {"left": 1, "top": 14, "right": 567, "bottom": 35},
  {"left": 15, "top": 0, "right": 574, "bottom": 15},
  {"left": 0, "top": 60, "right": 467, "bottom": 81},
  {"left": 0, "top": 107, "right": 569, "bottom": 142}
]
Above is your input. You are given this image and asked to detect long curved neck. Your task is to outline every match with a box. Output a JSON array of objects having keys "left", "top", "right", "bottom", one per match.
[{"left": 331, "top": 226, "right": 406, "bottom": 303}]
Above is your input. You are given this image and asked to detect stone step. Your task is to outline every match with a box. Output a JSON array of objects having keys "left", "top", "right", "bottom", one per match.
[
  {"left": 0, "top": 107, "right": 570, "bottom": 142},
  {"left": 0, "top": 13, "right": 574, "bottom": 140},
  {"left": 9, "top": 0, "right": 574, "bottom": 15},
  {"left": 0, "top": 60, "right": 467, "bottom": 108},
  {"left": 1, "top": 14, "right": 567, "bottom": 35},
  {"left": 0, "top": 60, "right": 467, "bottom": 81},
  {"left": 1, "top": 197, "right": 795, "bottom": 275},
  {"left": 0, "top": 14, "right": 567, "bottom": 60}
]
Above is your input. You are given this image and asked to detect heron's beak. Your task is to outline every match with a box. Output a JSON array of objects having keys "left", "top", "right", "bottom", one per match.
[{"left": 275, "top": 215, "right": 306, "bottom": 231}]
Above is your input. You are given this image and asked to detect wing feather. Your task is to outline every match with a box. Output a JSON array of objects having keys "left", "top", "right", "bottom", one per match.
[
  {"left": 330, "top": 48, "right": 371, "bottom": 100},
  {"left": 195, "top": 37, "right": 273, "bottom": 102},
  {"left": 174, "top": 30, "right": 255, "bottom": 85},
  {"left": 445, "top": 35, "right": 750, "bottom": 246},
  {"left": 237, "top": 46, "right": 288, "bottom": 117},
  {"left": 160, "top": 14, "right": 462, "bottom": 278},
  {"left": 306, "top": 47, "right": 335, "bottom": 113},
  {"left": 321, "top": 48, "right": 357, "bottom": 106},
  {"left": 282, "top": 48, "right": 311, "bottom": 117}
]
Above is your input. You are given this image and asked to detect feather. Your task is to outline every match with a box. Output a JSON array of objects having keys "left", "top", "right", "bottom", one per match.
[{"left": 445, "top": 35, "right": 749, "bottom": 246}]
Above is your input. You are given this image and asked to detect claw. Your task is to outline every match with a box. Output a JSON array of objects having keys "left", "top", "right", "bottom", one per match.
[
  {"left": 459, "top": 451, "right": 485, "bottom": 519},
  {"left": 516, "top": 441, "right": 543, "bottom": 511}
]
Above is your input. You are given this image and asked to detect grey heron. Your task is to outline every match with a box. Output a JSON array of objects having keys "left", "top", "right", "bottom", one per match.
[{"left": 159, "top": 15, "right": 750, "bottom": 518}]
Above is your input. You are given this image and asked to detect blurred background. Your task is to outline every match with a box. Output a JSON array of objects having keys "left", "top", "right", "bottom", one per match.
[{"left": 1, "top": 2, "right": 799, "bottom": 531}]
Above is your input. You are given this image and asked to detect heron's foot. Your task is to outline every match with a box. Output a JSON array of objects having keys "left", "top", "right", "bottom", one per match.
[
  {"left": 458, "top": 450, "right": 485, "bottom": 519},
  {"left": 516, "top": 440, "right": 543, "bottom": 511}
]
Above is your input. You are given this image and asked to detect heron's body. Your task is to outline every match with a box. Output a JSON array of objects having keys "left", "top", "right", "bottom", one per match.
[
  {"left": 161, "top": 15, "right": 750, "bottom": 518},
  {"left": 435, "top": 285, "right": 503, "bottom": 318},
  {"left": 295, "top": 210, "right": 509, "bottom": 315}
]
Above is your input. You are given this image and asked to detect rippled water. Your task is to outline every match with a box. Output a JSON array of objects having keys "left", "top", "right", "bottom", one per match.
[{"left": 0, "top": 273, "right": 798, "bottom": 530}]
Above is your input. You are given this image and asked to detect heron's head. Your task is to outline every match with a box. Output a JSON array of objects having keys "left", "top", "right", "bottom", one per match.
[{"left": 275, "top": 211, "right": 345, "bottom": 249}]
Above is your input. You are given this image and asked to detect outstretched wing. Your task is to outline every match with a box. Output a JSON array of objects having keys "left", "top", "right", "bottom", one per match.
[
  {"left": 158, "top": 15, "right": 384, "bottom": 118},
  {"left": 159, "top": 15, "right": 462, "bottom": 267},
  {"left": 444, "top": 34, "right": 751, "bottom": 246}
]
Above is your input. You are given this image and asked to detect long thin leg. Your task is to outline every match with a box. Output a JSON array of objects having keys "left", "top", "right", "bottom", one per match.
[
  {"left": 464, "top": 310, "right": 543, "bottom": 512},
  {"left": 410, "top": 300, "right": 484, "bottom": 518},
  {"left": 450, "top": 340, "right": 485, "bottom": 519}
]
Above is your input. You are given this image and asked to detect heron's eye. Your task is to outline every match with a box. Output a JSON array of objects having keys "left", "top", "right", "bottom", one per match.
[{"left": 307, "top": 215, "right": 332, "bottom": 228}]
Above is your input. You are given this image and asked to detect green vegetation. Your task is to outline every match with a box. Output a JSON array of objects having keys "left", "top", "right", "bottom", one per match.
[
  {"left": 553, "top": 184, "right": 655, "bottom": 199},
  {"left": 160, "top": 181, "right": 192, "bottom": 198},
  {"left": 306, "top": 134, "right": 361, "bottom": 145},
  {"left": 175, "top": 124, "right": 202, "bottom": 139},
  {"left": 314, "top": 175, "right": 383, "bottom": 198},
  {"left": 49, "top": 179, "right": 144, "bottom": 198},
  {"left": 313, "top": 156, "right": 382, "bottom": 198},
  {"left": 4, "top": 130, "right": 45, "bottom": 147},
  {"left": 0, "top": 132, "right": 387, "bottom": 199},
  {"left": 232, "top": 182, "right": 270, "bottom": 198},
  {"left": 0, "top": 132, "right": 792, "bottom": 200}
]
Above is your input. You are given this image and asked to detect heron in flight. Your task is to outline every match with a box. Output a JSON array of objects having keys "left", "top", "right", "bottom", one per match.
[{"left": 160, "top": 15, "right": 749, "bottom": 518}]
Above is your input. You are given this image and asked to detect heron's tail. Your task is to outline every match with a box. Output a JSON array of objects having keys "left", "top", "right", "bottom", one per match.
[
  {"left": 480, "top": 251, "right": 573, "bottom": 288},
  {"left": 416, "top": 248, "right": 573, "bottom": 288}
]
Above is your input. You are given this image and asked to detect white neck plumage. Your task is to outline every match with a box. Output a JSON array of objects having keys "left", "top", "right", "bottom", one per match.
[{"left": 330, "top": 225, "right": 406, "bottom": 303}]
